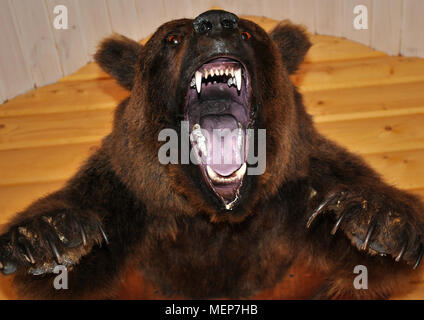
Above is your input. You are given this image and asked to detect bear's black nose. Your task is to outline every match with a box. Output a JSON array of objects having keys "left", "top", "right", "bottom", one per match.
[{"left": 193, "top": 10, "right": 239, "bottom": 34}]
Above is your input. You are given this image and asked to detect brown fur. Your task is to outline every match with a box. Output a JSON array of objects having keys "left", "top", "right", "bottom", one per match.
[{"left": 1, "top": 11, "right": 424, "bottom": 299}]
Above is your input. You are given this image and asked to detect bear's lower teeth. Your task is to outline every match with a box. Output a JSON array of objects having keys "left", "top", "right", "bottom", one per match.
[{"left": 206, "top": 163, "right": 247, "bottom": 184}]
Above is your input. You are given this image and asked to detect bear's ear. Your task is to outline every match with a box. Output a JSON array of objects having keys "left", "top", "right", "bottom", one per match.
[
  {"left": 269, "top": 20, "right": 311, "bottom": 74},
  {"left": 94, "top": 34, "right": 142, "bottom": 90}
]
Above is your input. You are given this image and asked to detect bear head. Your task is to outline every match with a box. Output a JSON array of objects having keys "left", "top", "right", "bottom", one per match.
[{"left": 95, "top": 10, "right": 313, "bottom": 222}]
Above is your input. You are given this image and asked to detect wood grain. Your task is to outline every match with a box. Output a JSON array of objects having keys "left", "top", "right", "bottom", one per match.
[
  {"left": 9, "top": 0, "right": 63, "bottom": 87},
  {"left": 371, "top": 0, "right": 403, "bottom": 56},
  {"left": 76, "top": 0, "right": 112, "bottom": 58},
  {"left": 0, "top": 109, "right": 112, "bottom": 150},
  {"left": 0, "top": 79, "right": 128, "bottom": 117},
  {"left": 2, "top": 1, "right": 424, "bottom": 108},
  {"left": 342, "top": 0, "right": 373, "bottom": 46},
  {"left": 107, "top": 0, "right": 143, "bottom": 41},
  {"left": 0, "top": 142, "right": 99, "bottom": 186},
  {"left": 288, "top": 0, "right": 315, "bottom": 32},
  {"left": 401, "top": 0, "right": 424, "bottom": 57},
  {"left": 315, "top": 0, "right": 344, "bottom": 37},
  {"left": 45, "top": 0, "right": 89, "bottom": 76},
  {"left": 294, "top": 56, "right": 424, "bottom": 92},
  {"left": 0, "top": 1, "right": 33, "bottom": 102}
]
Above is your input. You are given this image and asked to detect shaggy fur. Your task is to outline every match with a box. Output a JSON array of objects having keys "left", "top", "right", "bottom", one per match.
[{"left": 1, "top": 10, "right": 424, "bottom": 299}]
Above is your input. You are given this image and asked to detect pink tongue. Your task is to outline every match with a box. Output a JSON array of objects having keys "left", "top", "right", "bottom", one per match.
[{"left": 200, "top": 115, "right": 243, "bottom": 177}]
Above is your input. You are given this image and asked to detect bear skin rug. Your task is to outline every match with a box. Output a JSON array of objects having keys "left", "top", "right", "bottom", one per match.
[{"left": 0, "top": 10, "right": 423, "bottom": 299}]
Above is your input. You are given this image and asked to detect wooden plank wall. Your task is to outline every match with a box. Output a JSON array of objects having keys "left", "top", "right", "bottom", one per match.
[{"left": 1, "top": 0, "right": 424, "bottom": 104}]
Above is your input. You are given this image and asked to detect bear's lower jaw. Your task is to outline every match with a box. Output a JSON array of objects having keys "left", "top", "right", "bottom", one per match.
[{"left": 186, "top": 57, "right": 252, "bottom": 210}]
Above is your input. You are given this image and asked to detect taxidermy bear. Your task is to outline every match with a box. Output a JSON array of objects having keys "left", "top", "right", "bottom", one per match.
[{"left": 1, "top": 10, "right": 423, "bottom": 299}]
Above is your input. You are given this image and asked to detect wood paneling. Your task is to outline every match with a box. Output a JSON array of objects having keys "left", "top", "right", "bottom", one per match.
[
  {"left": 107, "top": 0, "right": 143, "bottom": 41},
  {"left": 134, "top": 0, "right": 167, "bottom": 38},
  {"left": 342, "top": 0, "right": 373, "bottom": 46},
  {"left": 0, "top": 79, "right": 128, "bottom": 117},
  {"left": 372, "top": 0, "right": 403, "bottom": 55},
  {"left": 9, "top": 0, "right": 63, "bottom": 87},
  {"left": 0, "top": 181, "right": 66, "bottom": 224},
  {"left": 1, "top": 1, "right": 424, "bottom": 123},
  {"left": 0, "top": 1, "right": 33, "bottom": 103},
  {"left": 163, "top": 0, "right": 193, "bottom": 20},
  {"left": 0, "top": 142, "right": 99, "bottom": 185},
  {"left": 76, "top": 0, "right": 112, "bottom": 58},
  {"left": 0, "top": 109, "right": 113, "bottom": 150},
  {"left": 294, "top": 56, "right": 424, "bottom": 92},
  {"left": 262, "top": 0, "right": 290, "bottom": 20},
  {"left": 289, "top": 0, "right": 315, "bottom": 32},
  {"left": 45, "top": 0, "right": 89, "bottom": 76},
  {"left": 315, "top": 0, "right": 344, "bottom": 37},
  {"left": 401, "top": 0, "right": 424, "bottom": 57}
]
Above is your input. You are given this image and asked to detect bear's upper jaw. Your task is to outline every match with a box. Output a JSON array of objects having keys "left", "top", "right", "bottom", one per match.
[{"left": 186, "top": 57, "right": 251, "bottom": 210}]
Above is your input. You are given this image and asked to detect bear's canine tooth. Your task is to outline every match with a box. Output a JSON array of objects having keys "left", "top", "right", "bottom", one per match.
[
  {"left": 235, "top": 68, "right": 242, "bottom": 91},
  {"left": 195, "top": 71, "right": 202, "bottom": 93}
]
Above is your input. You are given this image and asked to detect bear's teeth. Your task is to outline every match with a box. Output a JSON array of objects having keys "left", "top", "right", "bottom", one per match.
[
  {"left": 195, "top": 71, "right": 202, "bottom": 93},
  {"left": 206, "top": 163, "right": 247, "bottom": 184},
  {"left": 227, "top": 77, "right": 235, "bottom": 87},
  {"left": 235, "top": 68, "right": 242, "bottom": 91},
  {"left": 190, "top": 77, "right": 196, "bottom": 88},
  {"left": 191, "top": 124, "right": 207, "bottom": 157}
]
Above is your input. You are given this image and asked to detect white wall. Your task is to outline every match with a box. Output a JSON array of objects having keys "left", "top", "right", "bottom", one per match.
[{"left": 0, "top": 0, "right": 423, "bottom": 103}]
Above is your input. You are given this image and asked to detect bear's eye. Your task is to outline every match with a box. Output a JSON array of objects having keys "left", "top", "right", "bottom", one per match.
[
  {"left": 167, "top": 34, "right": 181, "bottom": 45},
  {"left": 240, "top": 31, "right": 251, "bottom": 41}
]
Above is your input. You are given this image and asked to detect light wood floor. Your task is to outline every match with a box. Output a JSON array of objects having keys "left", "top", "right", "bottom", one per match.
[{"left": 0, "top": 16, "right": 423, "bottom": 299}]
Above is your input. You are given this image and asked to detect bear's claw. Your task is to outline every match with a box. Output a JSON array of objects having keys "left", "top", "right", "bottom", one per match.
[
  {"left": 330, "top": 209, "right": 349, "bottom": 235},
  {"left": 96, "top": 220, "right": 109, "bottom": 245},
  {"left": 47, "top": 236, "right": 62, "bottom": 264},
  {"left": 395, "top": 243, "right": 407, "bottom": 262},
  {"left": 413, "top": 245, "right": 423, "bottom": 270},
  {"left": 307, "top": 189, "right": 424, "bottom": 269},
  {"left": 306, "top": 192, "right": 339, "bottom": 229},
  {"left": 361, "top": 219, "right": 376, "bottom": 251},
  {"left": 0, "top": 212, "right": 108, "bottom": 275}
]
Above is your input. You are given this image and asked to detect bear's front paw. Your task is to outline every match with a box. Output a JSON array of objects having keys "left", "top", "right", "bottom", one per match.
[
  {"left": 0, "top": 212, "right": 108, "bottom": 275},
  {"left": 307, "top": 189, "right": 424, "bottom": 269}
]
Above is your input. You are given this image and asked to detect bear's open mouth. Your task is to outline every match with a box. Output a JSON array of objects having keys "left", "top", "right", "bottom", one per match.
[{"left": 185, "top": 57, "right": 251, "bottom": 210}]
